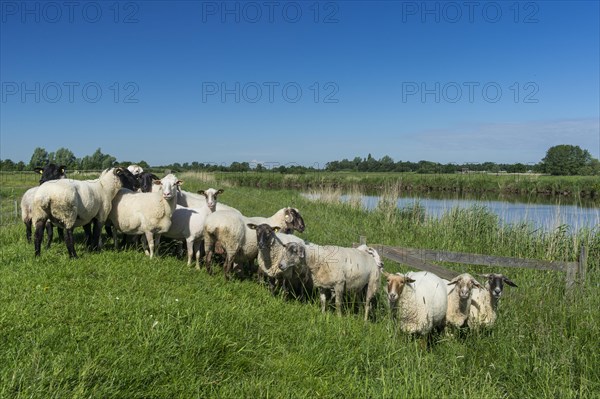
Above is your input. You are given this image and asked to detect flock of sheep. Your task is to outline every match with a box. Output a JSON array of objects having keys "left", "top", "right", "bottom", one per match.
[{"left": 21, "top": 164, "right": 517, "bottom": 335}]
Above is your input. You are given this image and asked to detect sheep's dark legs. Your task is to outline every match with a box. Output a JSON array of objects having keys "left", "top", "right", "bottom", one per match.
[
  {"left": 25, "top": 220, "right": 33, "bottom": 243},
  {"left": 45, "top": 222, "right": 53, "bottom": 248},
  {"left": 34, "top": 220, "right": 45, "bottom": 256},
  {"left": 90, "top": 220, "right": 102, "bottom": 251},
  {"left": 83, "top": 223, "right": 92, "bottom": 248},
  {"left": 57, "top": 226, "right": 64, "bottom": 242},
  {"left": 65, "top": 228, "right": 78, "bottom": 258}
]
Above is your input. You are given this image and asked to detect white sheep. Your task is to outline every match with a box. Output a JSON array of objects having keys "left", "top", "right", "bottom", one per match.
[
  {"left": 176, "top": 189, "right": 240, "bottom": 213},
  {"left": 162, "top": 188, "right": 224, "bottom": 269},
  {"left": 276, "top": 240, "right": 383, "bottom": 321},
  {"left": 127, "top": 164, "right": 144, "bottom": 176},
  {"left": 203, "top": 207, "right": 305, "bottom": 278},
  {"left": 444, "top": 273, "right": 483, "bottom": 329},
  {"left": 383, "top": 271, "right": 447, "bottom": 335},
  {"left": 468, "top": 273, "right": 517, "bottom": 329},
  {"left": 31, "top": 167, "right": 126, "bottom": 258},
  {"left": 108, "top": 173, "right": 181, "bottom": 258}
]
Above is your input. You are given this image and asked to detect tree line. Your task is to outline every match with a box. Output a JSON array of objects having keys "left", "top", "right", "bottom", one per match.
[{"left": 1, "top": 145, "right": 598, "bottom": 176}]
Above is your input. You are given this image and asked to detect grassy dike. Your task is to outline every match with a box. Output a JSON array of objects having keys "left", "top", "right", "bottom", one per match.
[{"left": 1, "top": 179, "right": 599, "bottom": 398}]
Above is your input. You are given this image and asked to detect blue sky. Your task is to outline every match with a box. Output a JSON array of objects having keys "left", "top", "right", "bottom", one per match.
[{"left": 1, "top": 0, "right": 599, "bottom": 167}]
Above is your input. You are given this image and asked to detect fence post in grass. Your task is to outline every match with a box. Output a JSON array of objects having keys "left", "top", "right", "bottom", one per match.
[
  {"left": 578, "top": 245, "right": 587, "bottom": 286},
  {"left": 565, "top": 261, "right": 577, "bottom": 292},
  {"left": 359, "top": 235, "right": 367, "bottom": 246}
]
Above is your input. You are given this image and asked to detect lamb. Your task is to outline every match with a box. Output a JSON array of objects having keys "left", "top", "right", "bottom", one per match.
[
  {"left": 274, "top": 239, "right": 383, "bottom": 321},
  {"left": 108, "top": 173, "right": 181, "bottom": 258},
  {"left": 162, "top": 188, "right": 224, "bottom": 269},
  {"left": 203, "top": 207, "right": 305, "bottom": 278},
  {"left": 383, "top": 271, "right": 447, "bottom": 335},
  {"left": 444, "top": 273, "right": 483, "bottom": 329},
  {"left": 21, "top": 163, "right": 67, "bottom": 245},
  {"left": 31, "top": 167, "right": 126, "bottom": 258},
  {"left": 468, "top": 273, "right": 517, "bottom": 329}
]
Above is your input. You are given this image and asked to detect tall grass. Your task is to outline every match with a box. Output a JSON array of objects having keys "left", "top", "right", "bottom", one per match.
[{"left": 0, "top": 181, "right": 598, "bottom": 398}]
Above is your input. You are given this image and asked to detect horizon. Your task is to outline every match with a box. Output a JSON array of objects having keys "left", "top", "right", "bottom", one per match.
[{"left": 1, "top": 1, "right": 599, "bottom": 166}]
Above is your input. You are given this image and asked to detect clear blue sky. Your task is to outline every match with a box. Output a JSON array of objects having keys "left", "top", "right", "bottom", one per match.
[{"left": 1, "top": 0, "right": 599, "bottom": 168}]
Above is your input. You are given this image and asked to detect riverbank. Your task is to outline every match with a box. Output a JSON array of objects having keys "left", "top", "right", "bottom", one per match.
[{"left": 202, "top": 171, "right": 600, "bottom": 199}]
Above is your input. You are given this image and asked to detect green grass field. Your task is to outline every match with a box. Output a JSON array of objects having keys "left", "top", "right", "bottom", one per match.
[{"left": 1, "top": 172, "right": 599, "bottom": 398}]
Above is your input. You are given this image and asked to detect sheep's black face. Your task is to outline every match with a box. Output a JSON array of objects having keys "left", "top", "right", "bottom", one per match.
[
  {"left": 248, "top": 223, "right": 279, "bottom": 250},
  {"left": 35, "top": 164, "right": 66, "bottom": 185},
  {"left": 138, "top": 173, "right": 159, "bottom": 193},
  {"left": 285, "top": 208, "right": 305, "bottom": 233},
  {"left": 118, "top": 168, "right": 141, "bottom": 191}
]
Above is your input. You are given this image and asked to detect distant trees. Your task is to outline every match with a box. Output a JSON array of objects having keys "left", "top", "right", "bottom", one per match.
[
  {"left": 1, "top": 145, "right": 598, "bottom": 175},
  {"left": 540, "top": 145, "right": 598, "bottom": 176}
]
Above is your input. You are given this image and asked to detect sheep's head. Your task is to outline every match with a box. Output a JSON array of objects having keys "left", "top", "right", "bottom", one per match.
[
  {"left": 383, "top": 271, "right": 415, "bottom": 304},
  {"left": 283, "top": 207, "right": 305, "bottom": 233},
  {"left": 247, "top": 223, "right": 280, "bottom": 250},
  {"left": 278, "top": 242, "right": 306, "bottom": 272},
  {"left": 357, "top": 244, "right": 384, "bottom": 268},
  {"left": 198, "top": 188, "right": 224, "bottom": 212},
  {"left": 117, "top": 168, "right": 141, "bottom": 191},
  {"left": 156, "top": 174, "right": 182, "bottom": 200},
  {"left": 448, "top": 273, "right": 483, "bottom": 300},
  {"left": 35, "top": 163, "right": 66, "bottom": 185},
  {"left": 481, "top": 273, "right": 517, "bottom": 299},
  {"left": 138, "top": 172, "right": 160, "bottom": 193},
  {"left": 127, "top": 164, "right": 144, "bottom": 176}
]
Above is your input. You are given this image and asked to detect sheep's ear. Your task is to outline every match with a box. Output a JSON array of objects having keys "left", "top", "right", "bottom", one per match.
[
  {"left": 217, "top": 189, "right": 224, "bottom": 194},
  {"left": 177, "top": 180, "right": 183, "bottom": 186},
  {"left": 480, "top": 273, "right": 491, "bottom": 279},
  {"left": 405, "top": 276, "right": 416, "bottom": 283},
  {"left": 382, "top": 270, "right": 391, "bottom": 278},
  {"left": 447, "top": 280, "right": 458, "bottom": 286},
  {"left": 150, "top": 174, "right": 160, "bottom": 180},
  {"left": 153, "top": 180, "right": 162, "bottom": 185},
  {"left": 503, "top": 277, "right": 518, "bottom": 287},
  {"left": 34, "top": 168, "right": 43, "bottom": 174},
  {"left": 247, "top": 223, "right": 258, "bottom": 230},
  {"left": 197, "top": 190, "right": 206, "bottom": 196},
  {"left": 59, "top": 165, "right": 66, "bottom": 174},
  {"left": 284, "top": 208, "right": 293, "bottom": 222},
  {"left": 272, "top": 226, "right": 281, "bottom": 232}
]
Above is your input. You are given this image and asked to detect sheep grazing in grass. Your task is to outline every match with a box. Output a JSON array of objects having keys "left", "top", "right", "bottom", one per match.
[
  {"left": 21, "top": 164, "right": 67, "bottom": 245},
  {"left": 275, "top": 239, "right": 383, "bottom": 321},
  {"left": 383, "top": 271, "right": 447, "bottom": 335},
  {"left": 468, "top": 273, "right": 517, "bottom": 329},
  {"left": 108, "top": 174, "right": 181, "bottom": 258},
  {"left": 203, "top": 207, "right": 305, "bottom": 279},
  {"left": 444, "top": 273, "right": 483, "bottom": 329},
  {"left": 247, "top": 223, "right": 311, "bottom": 298},
  {"left": 32, "top": 167, "right": 126, "bottom": 258},
  {"left": 162, "top": 188, "right": 224, "bottom": 269}
]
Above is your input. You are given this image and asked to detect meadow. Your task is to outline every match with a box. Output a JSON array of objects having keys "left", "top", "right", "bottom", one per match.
[{"left": 0, "top": 171, "right": 599, "bottom": 398}]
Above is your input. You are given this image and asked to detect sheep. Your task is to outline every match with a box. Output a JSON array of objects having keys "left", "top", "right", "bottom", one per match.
[
  {"left": 444, "top": 273, "right": 483, "bottom": 329},
  {"left": 137, "top": 172, "right": 160, "bottom": 193},
  {"left": 273, "top": 239, "right": 383, "bottom": 321},
  {"left": 32, "top": 167, "right": 126, "bottom": 258},
  {"left": 108, "top": 173, "right": 181, "bottom": 258},
  {"left": 177, "top": 189, "right": 240, "bottom": 213},
  {"left": 247, "top": 223, "right": 311, "bottom": 298},
  {"left": 162, "top": 188, "right": 224, "bottom": 269},
  {"left": 468, "top": 273, "right": 517, "bottom": 329},
  {"left": 383, "top": 271, "right": 447, "bottom": 335},
  {"left": 203, "top": 207, "right": 305, "bottom": 278},
  {"left": 21, "top": 163, "right": 67, "bottom": 245},
  {"left": 127, "top": 164, "right": 144, "bottom": 176}
]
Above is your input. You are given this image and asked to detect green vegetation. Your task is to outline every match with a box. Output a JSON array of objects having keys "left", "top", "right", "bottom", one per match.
[{"left": 1, "top": 173, "right": 599, "bottom": 398}]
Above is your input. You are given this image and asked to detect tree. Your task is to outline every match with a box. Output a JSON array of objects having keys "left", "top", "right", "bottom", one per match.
[
  {"left": 541, "top": 145, "right": 594, "bottom": 175},
  {"left": 53, "top": 147, "right": 77, "bottom": 168},
  {"left": 29, "top": 147, "right": 48, "bottom": 168}
]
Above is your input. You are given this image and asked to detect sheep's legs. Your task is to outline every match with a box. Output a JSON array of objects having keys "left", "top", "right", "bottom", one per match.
[
  {"left": 34, "top": 220, "right": 46, "bottom": 256},
  {"left": 83, "top": 223, "right": 92, "bottom": 248},
  {"left": 25, "top": 220, "right": 32, "bottom": 243},
  {"left": 45, "top": 221, "right": 53, "bottom": 248},
  {"left": 334, "top": 285, "right": 344, "bottom": 317},
  {"left": 319, "top": 289, "right": 328, "bottom": 313},
  {"left": 65, "top": 228, "right": 78, "bottom": 258}
]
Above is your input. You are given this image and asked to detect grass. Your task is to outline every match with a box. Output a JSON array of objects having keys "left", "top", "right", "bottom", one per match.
[{"left": 0, "top": 175, "right": 599, "bottom": 398}]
